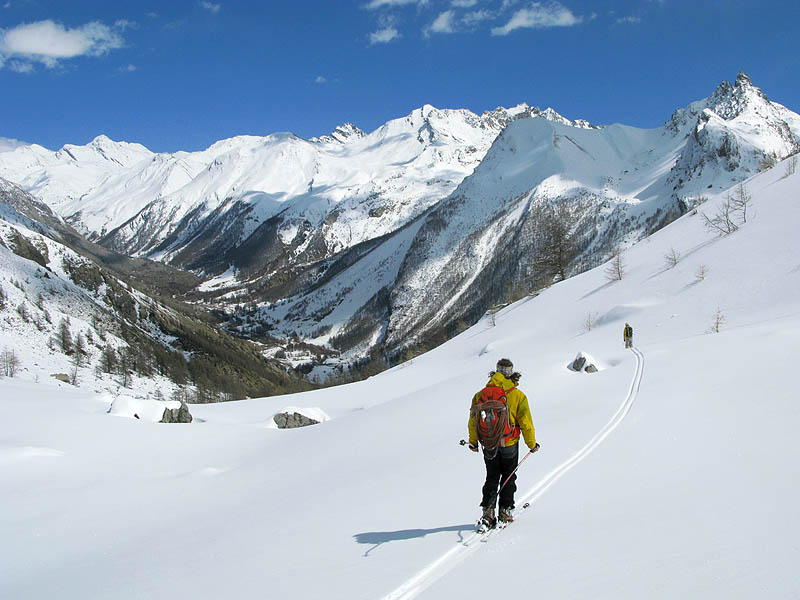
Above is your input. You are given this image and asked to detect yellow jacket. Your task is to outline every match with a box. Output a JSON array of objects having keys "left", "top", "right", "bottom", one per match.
[{"left": 468, "top": 372, "right": 536, "bottom": 450}]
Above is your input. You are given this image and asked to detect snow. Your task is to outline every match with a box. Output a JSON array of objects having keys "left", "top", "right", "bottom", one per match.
[
  {"left": 1, "top": 157, "right": 800, "bottom": 599},
  {"left": 107, "top": 395, "right": 182, "bottom": 422},
  {"left": 196, "top": 265, "right": 239, "bottom": 292}
]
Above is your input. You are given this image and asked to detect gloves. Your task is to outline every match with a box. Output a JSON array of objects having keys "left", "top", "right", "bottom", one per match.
[
  {"left": 529, "top": 442, "right": 541, "bottom": 453},
  {"left": 468, "top": 442, "right": 479, "bottom": 453}
]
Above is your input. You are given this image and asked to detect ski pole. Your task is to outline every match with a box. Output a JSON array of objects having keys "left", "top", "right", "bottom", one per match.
[
  {"left": 488, "top": 444, "right": 540, "bottom": 508},
  {"left": 498, "top": 446, "right": 537, "bottom": 491},
  {"left": 460, "top": 439, "right": 481, "bottom": 452}
]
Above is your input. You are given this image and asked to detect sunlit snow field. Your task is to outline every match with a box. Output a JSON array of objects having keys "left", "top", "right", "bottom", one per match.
[{"left": 2, "top": 160, "right": 799, "bottom": 599}]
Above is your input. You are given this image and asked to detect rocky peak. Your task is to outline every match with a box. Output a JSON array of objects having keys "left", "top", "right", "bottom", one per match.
[
  {"left": 312, "top": 122, "right": 366, "bottom": 144},
  {"left": 667, "top": 72, "right": 772, "bottom": 134},
  {"left": 735, "top": 72, "right": 753, "bottom": 87},
  {"left": 706, "top": 71, "right": 770, "bottom": 120},
  {"left": 481, "top": 104, "right": 593, "bottom": 131}
]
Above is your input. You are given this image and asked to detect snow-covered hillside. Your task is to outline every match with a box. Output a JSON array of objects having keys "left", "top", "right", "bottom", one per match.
[
  {"left": 249, "top": 74, "right": 800, "bottom": 364},
  {"left": 0, "top": 104, "right": 565, "bottom": 268},
  {"left": 0, "top": 184, "right": 176, "bottom": 396},
  {"left": 2, "top": 151, "right": 798, "bottom": 598},
  {"left": 0, "top": 177, "right": 298, "bottom": 401}
]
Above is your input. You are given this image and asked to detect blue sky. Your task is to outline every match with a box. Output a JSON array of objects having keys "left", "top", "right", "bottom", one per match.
[{"left": 1, "top": 1, "right": 798, "bottom": 153}]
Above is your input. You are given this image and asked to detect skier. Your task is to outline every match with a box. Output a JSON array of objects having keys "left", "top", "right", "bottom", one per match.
[
  {"left": 468, "top": 358, "right": 538, "bottom": 528},
  {"left": 624, "top": 323, "right": 634, "bottom": 348}
]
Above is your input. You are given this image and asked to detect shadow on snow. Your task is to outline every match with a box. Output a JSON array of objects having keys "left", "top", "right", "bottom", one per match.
[{"left": 354, "top": 523, "right": 475, "bottom": 556}]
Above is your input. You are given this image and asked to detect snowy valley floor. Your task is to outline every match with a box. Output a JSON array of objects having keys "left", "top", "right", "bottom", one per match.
[{"left": 2, "top": 161, "right": 800, "bottom": 599}]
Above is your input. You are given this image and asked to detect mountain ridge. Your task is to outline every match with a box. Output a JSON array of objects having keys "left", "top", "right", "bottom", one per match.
[{"left": 2, "top": 73, "right": 798, "bottom": 376}]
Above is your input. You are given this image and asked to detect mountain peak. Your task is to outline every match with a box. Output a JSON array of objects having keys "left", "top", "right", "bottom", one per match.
[
  {"left": 735, "top": 71, "right": 753, "bottom": 87},
  {"left": 706, "top": 71, "right": 770, "bottom": 120},
  {"left": 312, "top": 122, "right": 366, "bottom": 145}
]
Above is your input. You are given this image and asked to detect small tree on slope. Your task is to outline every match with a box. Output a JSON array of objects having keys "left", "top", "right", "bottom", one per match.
[{"left": 604, "top": 251, "right": 626, "bottom": 282}]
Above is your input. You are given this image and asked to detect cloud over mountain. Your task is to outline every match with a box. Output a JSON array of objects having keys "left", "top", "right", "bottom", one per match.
[{"left": 0, "top": 19, "right": 125, "bottom": 70}]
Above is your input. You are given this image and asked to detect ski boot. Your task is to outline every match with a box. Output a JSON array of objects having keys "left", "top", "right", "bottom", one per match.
[
  {"left": 478, "top": 506, "right": 496, "bottom": 531},
  {"left": 498, "top": 506, "right": 514, "bottom": 524}
]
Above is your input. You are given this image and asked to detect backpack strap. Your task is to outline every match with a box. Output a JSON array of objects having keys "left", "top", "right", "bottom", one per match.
[{"left": 500, "top": 387, "right": 521, "bottom": 446}]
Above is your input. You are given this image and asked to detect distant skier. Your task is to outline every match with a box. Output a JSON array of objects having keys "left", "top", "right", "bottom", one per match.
[
  {"left": 468, "top": 358, "right": 539, "bottom": 529},
  {"left": 624, "top": 323, "right": 634, "bottom": 348}
]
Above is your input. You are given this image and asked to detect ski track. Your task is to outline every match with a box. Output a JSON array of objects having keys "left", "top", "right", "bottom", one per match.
[{"left": 379, "top": 347, "right": 645, "bottom": 600}]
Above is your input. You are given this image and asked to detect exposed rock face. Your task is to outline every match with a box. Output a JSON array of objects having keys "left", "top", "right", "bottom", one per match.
[
  {"left": 571, "top": 355, "right": 587, "bottom": 372},
  {"left": 570, "top": 352, "right": 599, "bottom": 374},
  {"left": 273, "top": 411, "right": 320, "bottom": 429},
  {"left": 160, "top": 402, "right": 193, "bottom": 423}
]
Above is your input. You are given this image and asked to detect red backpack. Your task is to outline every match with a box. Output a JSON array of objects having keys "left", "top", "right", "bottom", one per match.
[{"left": 473, "top": 386, "right": 520, "bottom": 458}]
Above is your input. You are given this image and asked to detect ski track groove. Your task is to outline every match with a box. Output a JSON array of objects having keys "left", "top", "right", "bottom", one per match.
[{"left": 379, "top": 347, "right": 645, "bottom": 600}]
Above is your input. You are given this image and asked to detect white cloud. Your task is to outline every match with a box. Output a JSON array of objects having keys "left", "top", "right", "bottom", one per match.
[
  {"left": 615, "top": 15, "right": 641, "bottom": 24},
  {"left": 369, "top": 26, "right": 401, "bottom": 44},
  {"left": 426, "top": 10, "right": 457, "bottom": 35},
  {"left": 315, "top": 75, "right": 328, "bottom": 84},
  {"left": 0, "top": 136, "right": 27, "bottom": 151},
  {"left": 364, "top": 0, "right": 424, "bottom": 9},
  {"left": 463, "top": 9, "right": 493, "bottom": 26},
  {"left": 114, "top": 19, "right": 139, "bottom": 31},
  {"left": 0, "top": 20, "right": 125, "bottom": 70},
  {"left": 118, "top": 64, "right": 137, "bottom": 72},
  {"left": 424, "top": 5, "right": 495, "bottom": 36},
  {"left": 200, "top": 1, "right": 221, "bottom": 14},
  {"left": 9, "top": 59, "right": 33, "bottom": 73},
  {"left": 491, "top": 2, "right": 582, "bottom": 35},
  {"left": 451, "top": 0, "right": 478, "bottom": 6}
]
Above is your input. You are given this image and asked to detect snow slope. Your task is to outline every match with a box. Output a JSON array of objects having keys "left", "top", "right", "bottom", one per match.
[{"left": 1, "top": 157, "right": 799, "bottom": 599}]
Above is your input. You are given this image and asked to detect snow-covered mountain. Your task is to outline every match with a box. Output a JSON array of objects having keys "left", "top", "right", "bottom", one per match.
[
  {"left": 237, "top": 73, "right": 800, "bottom": 365},
  {"left": 1, "top": 74, "right": 798, "bottom": 370},
  {"left": 0, "top": 103, "right": 570, "bottom": 274},
  {"left": 2, "top": 153, "right": 798, "bottom": 600},
  {"left": 0, "top": 178, "right": 301, "bottom": 399}
]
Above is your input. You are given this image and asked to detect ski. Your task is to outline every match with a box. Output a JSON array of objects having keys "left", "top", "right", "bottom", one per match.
[
  {"left": 480, "top": 501, "right": 531, "bottom": 541},
  {"left": 464, "top": 502, "right": 531, "bottom": 546}
]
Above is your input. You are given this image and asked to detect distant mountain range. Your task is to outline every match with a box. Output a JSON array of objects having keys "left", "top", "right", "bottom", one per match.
[{"left": 1, "top": 73, "right": 798, "bottom": 378}]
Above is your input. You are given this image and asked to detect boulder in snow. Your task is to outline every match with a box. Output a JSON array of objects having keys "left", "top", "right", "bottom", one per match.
[
  {"left": 273, "top": 407, "right": 330, "bottom": 429},
  {"left": 160, "top": 402, "right": 193, "bottom": 423},
  {"left": 274, "top": 412, "right": 319, "bottom": 429},
  {"left": 570, "top": 351, "right": 601, "bottom": 374}
]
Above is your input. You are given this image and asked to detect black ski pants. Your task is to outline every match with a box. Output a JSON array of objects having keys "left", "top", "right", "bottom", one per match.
[{"left": 481, "top": 443, "right": 519, "bottom": 510}]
